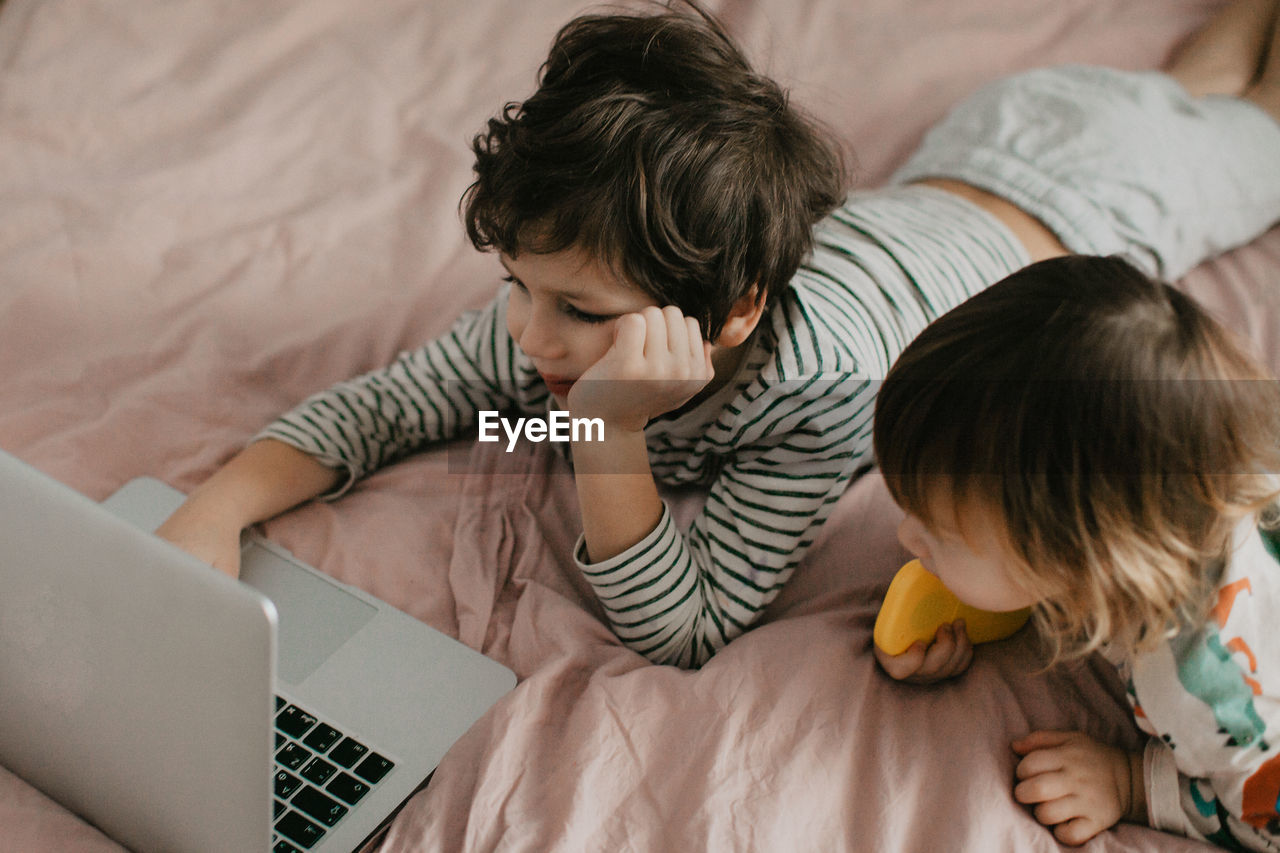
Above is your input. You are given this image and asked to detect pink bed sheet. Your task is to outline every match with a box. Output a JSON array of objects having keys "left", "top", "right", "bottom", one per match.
[{"left": 2, "top": 0, "right": 1275, "bottom": 849}]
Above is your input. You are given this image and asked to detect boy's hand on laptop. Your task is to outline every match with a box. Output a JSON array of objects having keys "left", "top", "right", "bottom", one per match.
[
  {"left": 874, "top": 619, "right": 974, "bottom": 683},
  {"left": 569, "top": 305, "right": 714, "bottom": 432},
  {"left": 155, "top": 500, "right": 243, "bottom": 578}
]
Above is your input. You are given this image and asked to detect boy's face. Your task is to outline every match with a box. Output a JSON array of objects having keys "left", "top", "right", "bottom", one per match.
[
  {"left": 895, "top": 491, "right": 1038, "bottom": 613},
  {"left": 501, "top": 246, "right": 659, "bottom": 401}
]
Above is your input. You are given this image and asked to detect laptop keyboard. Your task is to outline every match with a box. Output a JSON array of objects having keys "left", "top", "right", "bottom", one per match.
[{"left": 272, "top": 695, "right": 396, "bottom": 851}]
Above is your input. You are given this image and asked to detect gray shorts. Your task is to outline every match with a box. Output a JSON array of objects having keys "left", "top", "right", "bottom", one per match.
[{"left": 891, "top": 65, "right": 1280, "bottom": 280}]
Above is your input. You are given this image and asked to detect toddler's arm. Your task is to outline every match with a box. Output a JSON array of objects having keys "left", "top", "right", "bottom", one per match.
[{"left": 1140, "top": 729, "right": 1280, "bottom": 850}]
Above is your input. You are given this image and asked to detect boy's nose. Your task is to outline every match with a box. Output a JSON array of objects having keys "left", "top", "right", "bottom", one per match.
[{"left": 515, "top": 312, "right": 564, "bottom": 361}]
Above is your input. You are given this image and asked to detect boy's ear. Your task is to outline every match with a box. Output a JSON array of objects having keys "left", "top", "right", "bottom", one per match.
[{"left": 713, "top": 286, "right": 767, "bottom": 347}]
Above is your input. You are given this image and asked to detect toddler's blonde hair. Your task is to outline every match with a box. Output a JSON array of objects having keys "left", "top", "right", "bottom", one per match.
[{"left": 874, "top": 255, "right": 1280, "bottom": 661}]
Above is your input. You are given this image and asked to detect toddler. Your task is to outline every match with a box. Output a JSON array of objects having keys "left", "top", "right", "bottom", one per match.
[{"left": 874, "top": 254, "right": 1280, "bottom": 849}]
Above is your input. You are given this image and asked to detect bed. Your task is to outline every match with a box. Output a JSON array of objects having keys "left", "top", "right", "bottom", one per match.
[{"left": 2, "top": 0, "right": 1276, "bottom": 849}]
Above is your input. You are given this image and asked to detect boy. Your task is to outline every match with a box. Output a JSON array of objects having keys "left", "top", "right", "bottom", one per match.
[{"left": 158, "top": 0, "right": 1280, "bottom": 667}]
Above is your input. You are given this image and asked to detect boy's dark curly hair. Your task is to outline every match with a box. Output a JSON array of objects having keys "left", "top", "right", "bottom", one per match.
[{"left": 462, "top": 2, "right": 848, "bottom": 339}]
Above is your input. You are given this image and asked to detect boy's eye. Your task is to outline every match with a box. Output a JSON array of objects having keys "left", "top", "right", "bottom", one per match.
[
  {"left": 501, "top": 273, "right": 613, "bottom": 324},
  {"left": 563, "top": 304, "right": 613, "bottom": 324}
]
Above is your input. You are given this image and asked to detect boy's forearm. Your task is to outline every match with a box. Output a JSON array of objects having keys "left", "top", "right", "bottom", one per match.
[
  {"left": 571, "top": 427, "right": 662, "bottom": 563},
  {"left": 185, "top": 438, "right": 343, "bottom": 529}
]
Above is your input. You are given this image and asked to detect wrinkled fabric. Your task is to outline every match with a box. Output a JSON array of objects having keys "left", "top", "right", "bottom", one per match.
[{"left": 1, "top": 0, "right": 1275, "bottom": 849}]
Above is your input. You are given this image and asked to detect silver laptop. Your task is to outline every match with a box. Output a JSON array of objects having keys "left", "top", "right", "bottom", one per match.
[{"left": 0, "top": 449, "right": 515, "bottom": 852}]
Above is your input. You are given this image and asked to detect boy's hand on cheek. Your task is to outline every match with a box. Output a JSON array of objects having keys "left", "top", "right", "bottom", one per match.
[
  {"left": 1011, "top": 731, "right": 1143, "bottom": 846},
  {"left": 568, "top": 305, "right": 714, "bottom": 432}
]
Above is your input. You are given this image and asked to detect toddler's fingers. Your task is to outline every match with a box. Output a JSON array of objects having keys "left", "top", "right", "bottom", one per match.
[
  {"left": 1053, "top": 816, "right": 1103, "bottom": 847},
  {"left": 874, "top": 641, "right": 927, "bottom": 680},
  {"left": 918, "top": 623, "right": 964, "bottom": 676},
  {"left": 1014, "top": 747, "right": 1069, "bottom": 783},
  {"left": 1013, "top": 770, "right": 1068, "bottom": 805},
  {"left": 1012, "top": 729, "right": 1076, "bottom": 755},
  {"left": 941, "top": 620, "right": 973, "bottom": 674},
  {"left": 1033, "top": 797, "right": 1085, "bottom": 831}
]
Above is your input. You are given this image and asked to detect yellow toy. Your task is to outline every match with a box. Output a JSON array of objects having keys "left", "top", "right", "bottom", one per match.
[{"left": 873, "top": 559, "right": 1032, "bottom": 656}]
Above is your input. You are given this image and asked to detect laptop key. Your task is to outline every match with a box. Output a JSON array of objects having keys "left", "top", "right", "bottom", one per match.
[
  {"left": 276, "top": 742, "right": 311, "bottom": 771},
  {"left": 302, "top": 723, "right": 342, "bottom": 753},
  {"left": 328, "top": 736, "right": 368, "bottom": 768},
  {"left": 274, "top": 841, "right": 302, "bottom": 853},
  {"left": 274, "top": 769, "right": 303, "bottom": 799},
  {"left": 326, "top": 771, "right": 370, "bottom": 805},
  {"left": 354, "top": 752, "right": 394, "bottom": 784},
  {"left": 300, "top": 757, "right": 337, "bottom": 786},
  {"left": 291, "top": 785, "right": 349, "bottom": 827},
  {"left": 276, "top": 705, "right": 318, "bottom": 739},
  {"left": 274, "top": 810, "right": 325, "bottom": 849}
]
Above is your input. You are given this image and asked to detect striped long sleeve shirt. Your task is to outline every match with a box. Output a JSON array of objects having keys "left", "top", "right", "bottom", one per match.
[{"left": 258, "top": 185, "right": 1028, "bottom": 667}]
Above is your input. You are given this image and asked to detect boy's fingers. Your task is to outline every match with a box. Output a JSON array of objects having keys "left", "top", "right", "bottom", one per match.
[
  {"left": 613, "top": 313, "right": 648, "bottom": 355},
  {"left": 685, "top": 317, "right": 704, "bottom": 365},
  {"left": 661, "top": 306, "right": 688, "bottom": 355},
  {"left": 639, "top": 306, "right": 668, "bottom": 358}
]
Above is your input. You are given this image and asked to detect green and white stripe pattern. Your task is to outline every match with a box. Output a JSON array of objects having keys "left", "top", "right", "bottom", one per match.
[{"left": 259, "top": 184, "right": 1029, "bottom": 667}]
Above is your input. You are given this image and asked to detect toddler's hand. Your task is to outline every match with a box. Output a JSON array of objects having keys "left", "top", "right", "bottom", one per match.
[
  {"left": 873, "top": 619, "right": 974, "bottom": 683},
  {"left": 155, "top": 499, "right": 244, "bottom": 578},
  {"left": 1011, "top": 730, "right": 1143, "bottom": 846},
  {"left": 568, "top": 306, "right": 714, "bottom": 432}
]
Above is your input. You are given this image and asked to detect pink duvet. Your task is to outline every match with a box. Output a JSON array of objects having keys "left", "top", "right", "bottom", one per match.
[{"left": 2, "top": 0, "right": 1275, "bottom": 849}]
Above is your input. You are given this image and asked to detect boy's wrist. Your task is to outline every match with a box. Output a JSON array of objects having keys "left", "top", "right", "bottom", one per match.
[
  {"left": 570, "top": 418, "right": 650, "bottom": 474},
  {"left": 187, "top": 438, "right": 341, "bottom": 530},
  {"left": 181, "top": 479, "right": 260, "bottom": 533},
  {"left": 564, "top": 397, "right": 650, "bottom": 435},
  {"left": 569, "top": 419, "right": 662, "bottom": 564}
]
